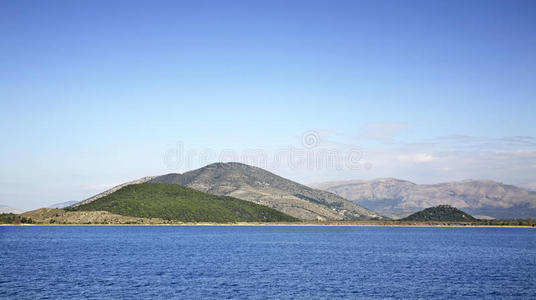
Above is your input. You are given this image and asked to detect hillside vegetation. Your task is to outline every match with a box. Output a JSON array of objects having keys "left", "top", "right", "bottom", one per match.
[
  {"left": 69, "top": 182, "right": 298, "bottom": 222},
  {"left": 0, "top": 213, "right": 33, "bottom": 224},
  {"left": 401, "top": 205, "right": 477, "bottom": 222}
]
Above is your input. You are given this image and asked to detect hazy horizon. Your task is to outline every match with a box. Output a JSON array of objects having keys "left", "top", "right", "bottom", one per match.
[{"left": 2, "top": 0, "right": 535, "bottom": 210}]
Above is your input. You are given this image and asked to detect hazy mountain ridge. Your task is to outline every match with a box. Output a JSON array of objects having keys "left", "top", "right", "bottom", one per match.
[
  {"left": 0, "top": 205, "right": 22, "bottom": 214},
  {"left": 311, "top": 178, "right": 536, "bottom": 219},
  {"left": 518, "top": 181, "right": 536, "bottom": 191},
  {"left": 48, "top": 201, "right": 80, "bottom": 209},
  {"left": 150, "top": 162, "right": 381, "bottom": 221}
]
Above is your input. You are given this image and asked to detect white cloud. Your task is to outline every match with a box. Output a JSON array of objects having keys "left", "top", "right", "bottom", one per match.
[
  {"left": 293, "top": 131, "right": 536, "bottom": 185},
  {"left": 398, "top": 153, "right": 437, "bottom": 163},
  {"left": 363, "top": 147, "right": 536, "bottom": 184}
]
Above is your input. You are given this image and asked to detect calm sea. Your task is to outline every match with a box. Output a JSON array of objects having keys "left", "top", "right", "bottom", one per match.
[{"left": 1, "top": 226, "right": 535, "bottom": 299}]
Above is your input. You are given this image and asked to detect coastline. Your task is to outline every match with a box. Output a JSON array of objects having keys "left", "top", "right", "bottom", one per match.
[
  {"left": 1, "top": 222, "right": 534, "bottom": 228},
  {"left": 5, "top": 208, "right": 536, "bottom": 228}
]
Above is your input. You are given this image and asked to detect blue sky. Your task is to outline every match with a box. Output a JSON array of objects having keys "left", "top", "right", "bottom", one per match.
[{"left": 1, "top": 0, "right": 535, "bottom": 210}]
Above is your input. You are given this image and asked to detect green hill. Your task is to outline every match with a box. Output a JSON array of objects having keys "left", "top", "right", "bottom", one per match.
[
  {"left": 0, "top": 213, "right": 33, "bottom": 224},
  {"left": 69, "top": 182, "right": 298, "bottom": 223},
  {"left": 149, "top": 162, "right": 381, "bottom": 220},
  {"left": 401, "top": 205, "right": 477, "bottom": 222}
]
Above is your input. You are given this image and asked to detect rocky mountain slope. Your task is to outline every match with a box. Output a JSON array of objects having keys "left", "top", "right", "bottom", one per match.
[
  {"left": 401, "top": 205, "right": 477, "bottom": 222},
  {"left": 71, "top": 176, "right": 155, "bottom": 207},
  {"left": 21, "top": 208, "right": 168, "bottom": 224},
  {"left": 70, "top": 182, "right": 297, "bottom": 223},
  {"left": 149, "top": 162, "right": 381, "bottom": 221},
  {"left": 311, "top": 179, "right": 536, "bottom": 219}
]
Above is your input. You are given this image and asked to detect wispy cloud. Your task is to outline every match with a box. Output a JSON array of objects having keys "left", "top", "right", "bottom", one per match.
[
  {"left": 398, "top": 153, "right": 438, "bottom": 163},
  {"left": 308, "top": 129, "right": 536, "bottom": 184},
  {"left": 362, "top": 140, "right": 536, "bottom": 184},
  {"left": 359, "top": 122, "right": 412, "bottom": 142},
  {"left": 434, "top": 135, "right": 536, "bottom": 151}
]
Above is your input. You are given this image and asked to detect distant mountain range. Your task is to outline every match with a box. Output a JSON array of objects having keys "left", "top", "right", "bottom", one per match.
[
  {"left": 71, "top": 162, "right": 381, "bottom": 221},
  {"left": 518, "top": 181, "right": 536, "bottom": 192},
  {"left": 311, "top": 178, "right": 536, "bottom": 219},
  {"left": 0, "top": 205, "right": 22, "bottom": 214}
]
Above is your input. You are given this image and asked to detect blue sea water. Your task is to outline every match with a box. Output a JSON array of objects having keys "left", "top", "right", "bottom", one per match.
[{"left": 0, "top": 226, "right": 535, "bottom": 299}]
